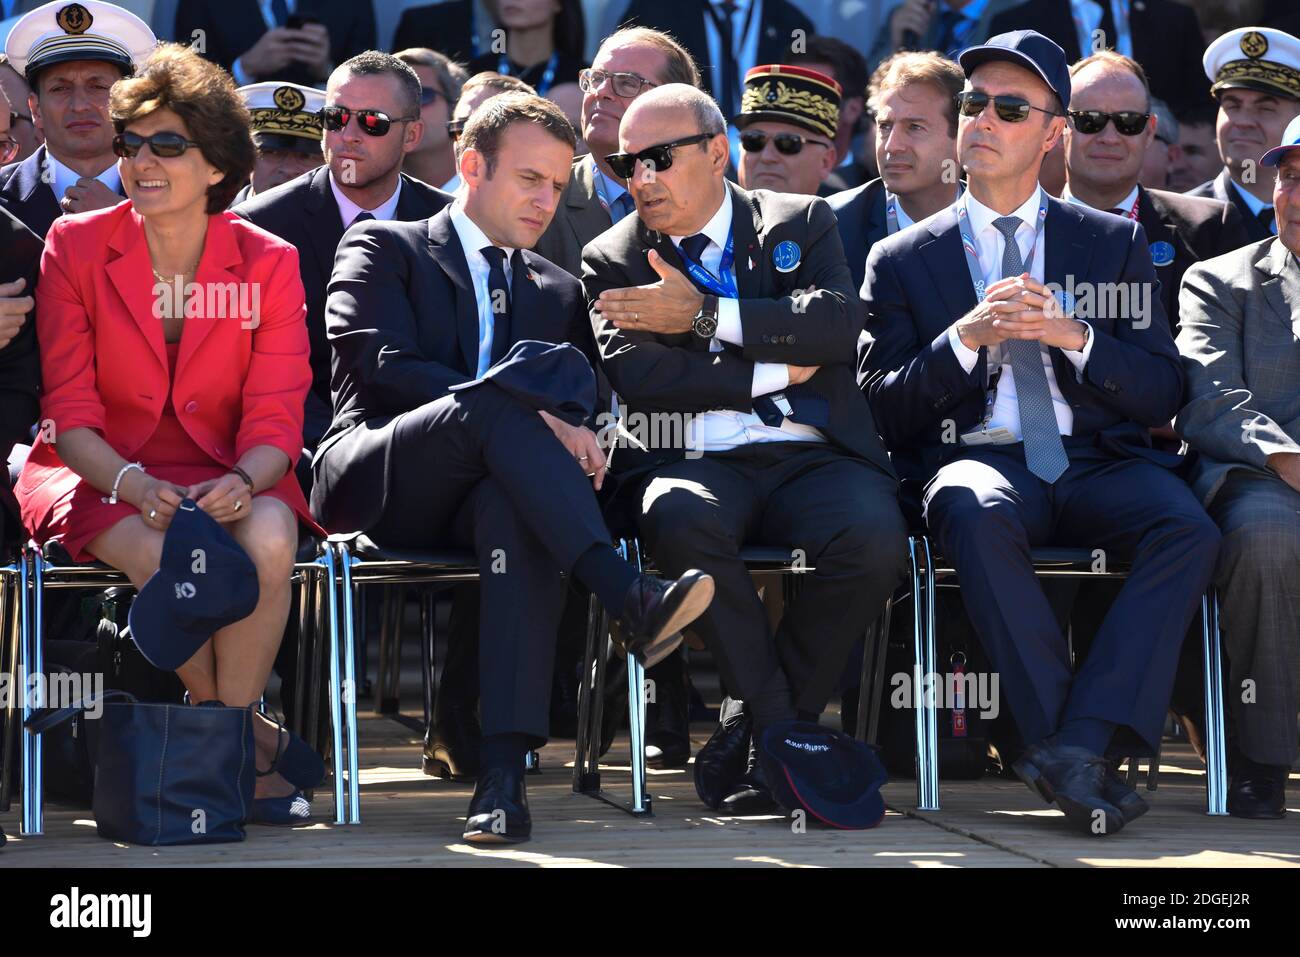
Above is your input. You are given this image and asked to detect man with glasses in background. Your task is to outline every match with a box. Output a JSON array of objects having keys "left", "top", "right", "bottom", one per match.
[
  {"left": 444, "top": 72, "right": 537, "bottom": 195},
  {"left": 0, "top": 55, "right": 41, "bottom": 164},
  {"left": 0, "top": 0, "right": 155, "bottom": 238},
  {"left": 395, "top": 48, "right": 468, "bottom": 194},
  {"left": 734, "top": 64, "right": 842, "bottom": 198},
  {"left": 858, "top": 31, "right": 1221, "bottom": 836},
  {"left": 234, "top": 51, "right": 452, "bottom": 454}
]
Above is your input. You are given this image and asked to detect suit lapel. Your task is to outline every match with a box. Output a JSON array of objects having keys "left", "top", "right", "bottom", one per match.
[
  {"left": 394, "top": 174, "right": 435, "bottom": 221},
  {"left": 1257, "top": 239, "right": 1300, "bottom": 337},
  {"left": 177, "top": 214, "right": 244, "bottom": 378},
  {"left": 866, "top": 179, "right": 889, "bottom": 245},
  {"left": 427, "top": 208, "right": 482, "bottom": 373},
  {"left": 569, "top": 157, "right": 613, "bottom": 252},
  {"left": 729, "top": 182, "right": 763, "bottom": 299},
  {"left": 1044, "top": 198, "right": 1093, "bottom": 292},
  {"left": 302, "top": 167, "right": 346, "bottom": 286},
  {"left": 105, "top": 207, "right": 167, "bottom": 372}
]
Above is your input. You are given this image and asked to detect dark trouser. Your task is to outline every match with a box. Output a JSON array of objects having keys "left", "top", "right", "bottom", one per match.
[
  {"left": 368, "top": 382, "right": 612, "bottom": 744},
  {"left": 636, "top": 442, "right": 907, "bottom": 719},
  {"left": 1208, "top": 470, "right": 1300, "bottom": 767},
  {"left": 923, "top": 442, "right": 1221, "bottom": 753}
]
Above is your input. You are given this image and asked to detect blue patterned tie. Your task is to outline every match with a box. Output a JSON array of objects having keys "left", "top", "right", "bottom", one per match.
[
  {"left": 992, "top": 216, "right": 1069, "bottom": 483},
  {"left": 609, "top": 192, "right": 636, "bottom": 224}
]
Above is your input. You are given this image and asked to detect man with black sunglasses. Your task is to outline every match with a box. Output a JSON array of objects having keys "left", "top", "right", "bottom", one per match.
[
  {"left": 395, "top": 47, "right": 468, "bottom": 194},
  {"left": 735, "top": 64, "right": 841, "bottom": 198},
  {"left": 859, "top": 30, "right": 1221, "bottom": 836},
  {"left": 234, "top": 51, "right": 452, "bottom": 454},
  {"left": 583, "top": 82, "right": 908, "bottom": 815}
]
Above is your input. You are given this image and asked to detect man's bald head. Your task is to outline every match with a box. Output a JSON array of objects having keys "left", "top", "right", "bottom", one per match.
[{"left": 620, "top": 83, "right": 724, "bottom": 153}]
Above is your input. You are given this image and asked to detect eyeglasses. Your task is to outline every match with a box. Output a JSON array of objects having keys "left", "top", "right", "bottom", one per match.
[
  {"left": 446, "top": 118, "right": 465, "bottom": 141},
  {"left": 739, "top": 130, "right": 831, "bottom": 155},
  {"left": 112, "top": 130, "right": 202, "bottom": 159},
  {"left": 605, "top": 132, "right": 717, "bottom": 179},
  {"left": 1068, "top": 109, "right": 1151, "bottom": 136},
  {"left": 419, "top": 86, "right": 444, "bottom": 107},
  {"left": 0, "top": 135, "right": 17, "bottom": 165},
  {"left": 578, "top": 68, "right": 657, "bottom": 98},
  {"left": 956, "top": 91, "right": 1062, "bottom": 123},
  {"left": 320, "top": 106, "right": 418, "bottom": 137}
]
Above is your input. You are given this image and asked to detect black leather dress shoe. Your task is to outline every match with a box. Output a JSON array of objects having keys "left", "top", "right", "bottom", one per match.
[
  {"left": 1228, "top": 757, "right": 1288, "bottom": 820},
  {"left": 463, "top": 766, "right": 531, "bottom": 844},
  {"left": 1102, "top": 763, "right": 1150, "bottom": 824},
  {"left": 646, "top": 651, "right": 691, "bottom": 769},
  {"left": 1013, "top": 742, "right": 1125, "bottom": 836},
  {"left": 423, "top": 703, "right": 482, "bottom": 781},
  {"left": 611, "top": 571, "right": 714, "bottom": 669},
  {"left": 694, "top": 697, "right": 751, "bottom": 809},
  {"left": 721, "top": 735, "right": 778, "bottom": 815}
]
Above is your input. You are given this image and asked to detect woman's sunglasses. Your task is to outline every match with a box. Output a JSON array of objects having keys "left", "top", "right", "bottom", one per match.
[
  {"left": 956, "top": 91, "right": 1062, "bottom": 123},
  {"left": 112, "top": 130, "right": 202, "bottom": 159},
  {"left": 1068, "top": 109, "right": 1151, "bottom": 136},
  {"left": 740, "top": 130, "right": 831, "bottom": 155},
  {"left": 320, "top": 106, "right": 418, "bottom": 137},
  {"left": 605, "top": 132, "right": 716, "bottom": 180}
]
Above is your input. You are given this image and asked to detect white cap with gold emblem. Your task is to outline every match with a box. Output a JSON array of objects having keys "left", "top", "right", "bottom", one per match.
[
  {"left": 1203, "top": 26, "right": 1300, "bottom": 103},
  {"left": 4, "top": 1, "right": 156, "bottom": 81},
  {"left": 238, "top": 81, "right": 326, "bottom": 154}
]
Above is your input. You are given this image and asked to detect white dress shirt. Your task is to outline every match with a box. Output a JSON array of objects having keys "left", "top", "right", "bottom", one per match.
[
  {"left": 330, "top": 172, "right": 402, "bottom": 229},
  {"left": 45, "top": 151, "right": 121, "bottom": 206},
  {"left": 667, "top": 192, "right": 825, "bottom": 451},
  {"left": 1229, "top": 177, "right": 1277, "bottom": 235},
  {"left": 946, "top": 188, "right": 1095, "bottom": 439},
  {"left": 1061, "top": 182, "right": 1139, "bottom": 218},
  {"left": 449, "top": 202, "right": 518, "bottom": 377}
]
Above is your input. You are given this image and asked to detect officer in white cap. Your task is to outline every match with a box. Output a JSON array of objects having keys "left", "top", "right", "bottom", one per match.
[
  {"left": 1187, "top": 26, "right": 1300, "bottom": 244},
  {"left": 0, "top": 1, "right": 156, "bottom": 237},
  {"left": 231, "top": 81, "right": 325, "bottom": 204}
]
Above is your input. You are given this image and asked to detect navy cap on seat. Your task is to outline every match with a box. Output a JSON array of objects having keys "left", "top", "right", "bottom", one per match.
[
  {"left": 958, "top": 30, "right": 1071, "bottom": 113},
  {"left": 128, "top": 500, "right": 259, "bottom": 671},
  {"left": 756, "top": 720, "right": 888, "bottom": 829}
]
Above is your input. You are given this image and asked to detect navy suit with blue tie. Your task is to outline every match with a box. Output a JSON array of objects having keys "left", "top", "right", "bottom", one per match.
[{"left": 858, "top": 193, "right": 1221, "bottom": 754}]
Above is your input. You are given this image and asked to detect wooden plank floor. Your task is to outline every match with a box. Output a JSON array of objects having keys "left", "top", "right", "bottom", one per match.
[{"left": 3, "top": 710, "right": 1297, "bottom": 867}]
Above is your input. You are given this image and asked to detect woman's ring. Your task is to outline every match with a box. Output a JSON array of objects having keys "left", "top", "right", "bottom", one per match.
[
  {"left": 234, "top": 500, "right": 243, "bottom": 511},
  {"left": 579, "top": 455, "right": 589, "bottom": 462},
  {"left": 149, "top": 509, "right": 157, "bottom": 521}
]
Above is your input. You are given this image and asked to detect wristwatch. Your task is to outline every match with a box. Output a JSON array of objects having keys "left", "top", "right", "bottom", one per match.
[
  {"left": 1075, "top": 320, "right": 1090, "bottom": 351},
  {"left": 692, "top": 294, "right": 719, "bottom": 339}
]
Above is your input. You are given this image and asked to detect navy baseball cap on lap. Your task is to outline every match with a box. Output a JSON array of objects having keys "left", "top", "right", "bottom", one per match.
[
  {"left": 128, "top": 500, "right": 260, "bottom": 671},
  {"left": 959, "top": 30, "right": 1072, "bottom": 112},
  {"left": 757, "top": 720, "right": 888, "bottom": 829}
]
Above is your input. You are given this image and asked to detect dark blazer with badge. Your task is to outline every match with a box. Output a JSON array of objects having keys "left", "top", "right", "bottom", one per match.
[
  {"left": 581, "top": 180, "right": 895, "bottom": 502},
  {"left": 1187, "top": 169, "right": 1274, "bottom": 245},
  {"left": 1138, "top": 185, "right": 1251, "bottom": 334},
  {"left": 0, "top": 205, "right": 42, "bottom": 546},
  {"left": 232, "top": 166, "right": 452, "bottom": 448},
  {"left": 858, "top": 196, "right": 1184, "bottom": 486},
  {"left": 311, "top": 208, "right": 598, "bottom": 533},
  {"left": 532, "top": 156, "right": 615, "bottom": 280},
  {"left": 827, "top": 177, "right": 889, "bottom": 296},
  {"left": 0, "top": 145, "right": 126, "bottom": 240}
]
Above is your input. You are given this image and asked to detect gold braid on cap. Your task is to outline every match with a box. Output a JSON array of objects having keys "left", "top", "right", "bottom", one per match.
[
  {"left": 741, "top": 80, "right": 839, "bottom": 138},
  {"left": 248, "top": 108, "right": 323, "bottom": 140},
  {"left": 1213, "top": 59, "right": 1300, "bottom": 100}
]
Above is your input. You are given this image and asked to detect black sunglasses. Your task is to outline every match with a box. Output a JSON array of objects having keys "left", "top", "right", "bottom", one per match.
[
  {"left": 321, "top": 106, "right": 418, "bottom": 137},
  {"left": 956, "top": 90, "right": 1062, "bottom": 123},
  {"left": 1068, "top": 109, "right": 1151, "bottom": 136},
  {"left": 112, "top": 130, "right": 202, "bottom": 159},
  {"left": 446, "top": 118, "right": 465, "bottom": 141},
  {"left": 740, "top": 130, "right": 831, "bottom": 155},
  {"left": 605, "top": 132, "right": 716, "bottom": 180},
  {"left": 419, "top": 86, "right": 444, "bottom": 107}
]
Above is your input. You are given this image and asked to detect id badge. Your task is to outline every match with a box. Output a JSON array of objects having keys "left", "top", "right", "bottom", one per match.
[{"left": 960, "top": 426, "right": 1016, "bottom": 446}]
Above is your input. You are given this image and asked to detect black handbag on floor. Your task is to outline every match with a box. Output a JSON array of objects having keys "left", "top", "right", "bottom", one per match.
[{"left": 27, "top": 691, "right": 255, "bottom": 845}]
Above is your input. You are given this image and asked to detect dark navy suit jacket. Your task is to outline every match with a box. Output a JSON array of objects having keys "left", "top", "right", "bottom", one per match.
[
  {"left": 827, "top": 177, "right": 889, "bottom": 296},
  {"left": 0, "top": 146, "right": 126, "bottom": 239},
  {"left": 857, "top": 196, "right": 1184, "bottom": 486}
]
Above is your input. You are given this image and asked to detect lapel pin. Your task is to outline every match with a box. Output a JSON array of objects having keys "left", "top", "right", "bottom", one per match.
[
  {"left": 1150, "top": 241, "right": 1174, "bottom": 267},
  {"left": 772, "top": 240, "right": 801, "bottom": 273}
]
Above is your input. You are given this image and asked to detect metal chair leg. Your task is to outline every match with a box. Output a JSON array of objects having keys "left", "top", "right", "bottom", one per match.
[
  {"left": 322, "top": 543, "right": 347, "bottom": 825},
  {"left": 20, "top": 545, "right": 45, "bottom": 835},
  {"left": 912, "top": 536, "right": 940, "bottom": 811},
  {"left": 0, "top": 562, "right": 17, "bottom": 813},
  {"left": 572, "top": 592, "right": 603, "bottom": 793},
  {"left": 1201, "top": 590, "right": 1228, "bottom": 816},
  {"left": 624, "top": 538, "right": 650, "bottom": 815},
  {"left": 420, "top": 591, "right": 435, "bottom": 730},
  {"left": 336, "top": 542, "right": 362, "bottom": 824}
]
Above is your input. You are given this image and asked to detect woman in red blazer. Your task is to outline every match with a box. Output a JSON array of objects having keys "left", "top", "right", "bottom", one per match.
[{"left": 16, "top": 45, "right": 324, "bottom": 824}]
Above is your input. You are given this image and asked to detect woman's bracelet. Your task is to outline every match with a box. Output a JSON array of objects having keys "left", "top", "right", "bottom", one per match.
[
  {"left": 229, "top": 466, "right": 256, "bottom": 494},
  {"left": 102, "top": 462, "right": 145, "bottom": 505}
]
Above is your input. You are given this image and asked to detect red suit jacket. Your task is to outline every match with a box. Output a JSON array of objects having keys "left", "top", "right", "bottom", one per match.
[{"left": 17, "top": 201, "right": 322, "bottom": 537}]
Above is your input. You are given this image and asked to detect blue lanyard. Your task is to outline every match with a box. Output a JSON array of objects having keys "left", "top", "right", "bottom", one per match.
[
  {"left": 499, "top": 51, "right": 558, "bottom": 97},
  {"left": 676, "top": 229, "right": 738, "bottom": 298},
  {"left": 954, "top": 189, "right": 1048, "bottom": 303},
  {"left": 1071, "top": 0, "right": 1132, "bottom": 57}
]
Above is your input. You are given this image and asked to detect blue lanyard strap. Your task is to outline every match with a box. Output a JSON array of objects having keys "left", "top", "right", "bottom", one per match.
[
  {"left": 886, "top": 184, "right": 966, "bottom": 235},
  {"left": 499, "top": 51, "right": 559, "bottom": 96},
  {"left": 675, "top": 229, "right": 738, "bottom": 298},
  {"left": 954, "top": 189, "right": 1048, "bottom": 303}
]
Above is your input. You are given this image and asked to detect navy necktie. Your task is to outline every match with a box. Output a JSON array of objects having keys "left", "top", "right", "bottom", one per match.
[
  {"left": 992, "top": 216, "right": 1069, "bottom": 483},
  {"left": 679, "top": 232, "right": 711, "bottom": 271},
  {"left": 480, "top": 246, "right": 514, "bottom": 367},
  {"left": 270, "top": 0, "right": 291, "bottom": 27},
  {"left": 351, "top": 211, "right": 374, "bottom": 227},
  {"left": 609, "top": 191, "right": 636, "bottom": 224},
  {"left": 712, "top": 2, "right": 738, "bottom": 123}
]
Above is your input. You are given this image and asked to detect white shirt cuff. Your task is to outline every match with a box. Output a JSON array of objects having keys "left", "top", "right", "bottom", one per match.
[
  {"left": 1061, "top": 320, "right": 1094, "bottom": 372},
  {"left": 714, "top": 297, "right": 743, "bottom": 346},
  {"left": 947, "top": 325, "right": 981, "bottom": 373},
  {"left": 232, "top": 56, "right": 252, "bottom": 85},
  {"left": 752, "top": 362, "right": 790, "bottom": 398}
]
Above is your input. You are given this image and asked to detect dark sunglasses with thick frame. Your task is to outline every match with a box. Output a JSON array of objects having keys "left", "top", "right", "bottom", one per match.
[
  {"left": 956, "top": 90, "right": 1063, "bottom": 123},
  {"left": 111, "top": 130, "right": 202, "bottom": 159},
  {"left": 739, "top": 129, "right": 832, "bottom": 156},
  {"left": 1068, "top": 109, "right": 1151, "bottom": 136},
  {"left": 320, "top": 105, "right": 419, "bottom": 137},
  {"left": 605, "top": 131, "right": 717, "bottom": 179}
]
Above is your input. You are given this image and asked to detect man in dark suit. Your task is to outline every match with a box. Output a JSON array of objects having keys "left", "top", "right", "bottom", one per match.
[
  {"left": 174, "top": 0, "right": 375, "bottom": 89},
  {"left": 830, "top": 51, "right": 965, "bottom": 294},
  {"left": 1187, "top": 27, "right": 1300, "bottom": 245},
  {"left": 0, "top": 0, "right": 156, "bottom": 237},
  {"left": 859, "top": 31, "right": 1221, "bottom": 835},
  {"left": 611, "top": 0, "right": 814, "bottom": 127},
  {"left": 583, "top": 83, "right": 909, "bottom": 813},
  {"left": 0, "top": 204, "right": 41, "bottom": 552},
  {"left": 314, "top": 93, "right": 714, "bottom": 844},
  {"left": 391, "top": 0, "right": 480, "bottom": 66},
  {"left": 234, "top": 52, "right": 452, "bottom": 452},
  {"left": 987, "top": 0, "right": 1208, "bottom": 116}
]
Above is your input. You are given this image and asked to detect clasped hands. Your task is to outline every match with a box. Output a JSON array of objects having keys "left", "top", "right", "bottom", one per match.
[
  {"left": 132, "top": 473, "right": 253, "bottom": 530},
  {"left": 955, "top": 273, "right": 1087, "bottom": 352}
]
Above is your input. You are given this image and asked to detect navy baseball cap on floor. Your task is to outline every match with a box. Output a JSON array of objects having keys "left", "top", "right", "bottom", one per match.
[
  {"left": 757, "top": 720, "right": 888, "bottom": 829},
  {"left": 128, "top": 500, "right": 260, "bottom": 671},
  {"left": 959, "top": 30, "right": 1072, "bottom": 112}
]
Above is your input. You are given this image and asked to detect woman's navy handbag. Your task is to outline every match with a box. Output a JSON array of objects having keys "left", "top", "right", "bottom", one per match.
[{"left": 27, "top": 691, "right": 255, "bottom": 845}]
